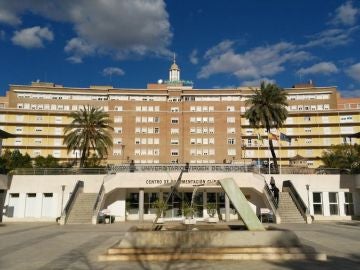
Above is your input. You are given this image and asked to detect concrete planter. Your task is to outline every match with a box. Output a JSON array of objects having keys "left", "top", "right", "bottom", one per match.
[
  {"left": 183, "top": 218, "right": 196, "bottom": 225},
  {"left": 207, "top": 217, "right": 219, "bottom": 223}
]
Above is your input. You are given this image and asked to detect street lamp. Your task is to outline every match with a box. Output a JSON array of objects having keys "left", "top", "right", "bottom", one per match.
[
  {"left": 60, "top": 185, "right": 66, "bottom": 215},
  {"left": 305, "top": 184, "right": 310, "bottom": 214}
]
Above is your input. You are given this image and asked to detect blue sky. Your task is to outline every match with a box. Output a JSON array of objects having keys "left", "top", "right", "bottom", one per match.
[{"left": 1, "top": 0, "right": 360, "bottom": 97}]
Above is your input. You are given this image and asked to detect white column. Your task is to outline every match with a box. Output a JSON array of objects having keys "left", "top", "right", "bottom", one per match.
[
  {"left": 322, "top": 192, "right": 330, "bottom": 216},
  {"left": 338, "top": 192, "right": 345, "bottom": 216},
  {"left": 203, "top": 191, "right": 207, "bottom": 218},
  {"left": 225, "top": 194, "right": 230, "bottom": 222},
  {"left": 139, "top": 189, "right": 144, "bottom": 221}
]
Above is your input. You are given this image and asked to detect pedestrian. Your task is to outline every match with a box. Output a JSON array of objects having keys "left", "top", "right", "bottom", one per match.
[
  {"left": 272, "top": 185, "right": 279, "bottom": 205},
  {"left": 269, "top": 176, "right": 279, "bottom": 205}
]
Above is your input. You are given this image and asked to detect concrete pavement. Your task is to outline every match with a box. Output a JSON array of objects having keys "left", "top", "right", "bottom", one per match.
[{"left": 0, "top": 221, "right": 359, "bottom": 269}]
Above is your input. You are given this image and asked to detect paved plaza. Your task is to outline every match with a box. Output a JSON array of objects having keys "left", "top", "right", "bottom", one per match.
[{"left": 0, "top": 221, "right": 359, "bottom": 270}]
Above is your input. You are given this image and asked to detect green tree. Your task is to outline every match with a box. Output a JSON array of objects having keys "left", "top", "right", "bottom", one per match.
[
  {"left": 321, "top": 144, "right": 360, "bottom": 173},
  {"left": 63, "top": 105, "right": 113, "bottom": 167},
  {"left": 34, "top": 155, "right": 60, "bottom": 168},
  {"left": 245, "top": 82, "right": 288, "bottom": 172},
  {"left": 0, "top": 149, "right": 32, "bottom": 173}
]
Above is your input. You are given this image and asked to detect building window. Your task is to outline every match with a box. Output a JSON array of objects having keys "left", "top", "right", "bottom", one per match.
[
  {"left": 14, "top": 138, "right": 22, "bottom": 146},
  {"left": 227, "top": 138, "right": 235, "bottom": 145},
  {"left": 171, "top": 117, "right": 179, "bottom": 124},
  {"left": 171, "top": 128, "right": 179, "bottom": 134},
  {"left": 53, "top": 150, "right": 61, "bottom": 158},
  {"left": 16, "top": 115, "right": 24, "bottom": 122},
  {"left": 114, "top": 106, "right": 123, "bottom": 111},
  {"left": 35, "top": 127, "right": 43, "bottom": 132},
  {"left": 303, "top": 115, "right": 311, "bottom": 122},
  {"left": 312, "top": 192, "right": 323, "bottom": 215},
  {"left": 171, "top": 138, "right": 179, "bottom": 145},
  {"left": 227, "top": 106, "right": 235, "bottom": 112},
  {"left": 114, "top": 127, "right": 122, "bottom": 134},
  {"left": 54, "top": 139, "right": 62, "bottom": 146},
  {"left": 329, "top": 192, "right": 339, "bottom": 215},
  {"left": 171, "top": 149, "right": 179, "bottom": 156},
  {"left": 227, "top": 127, "right": 235, "bottom": 134},
  {"left": 227, "top": 148, "right": 236, "bottom": 156},
  {"left": 227, "top": 117, "right": 235, "bottom": 123},
  {"left": 54, "top": 127, "right": 62, "bottom": 135},
  {"left": 114, "top": 116, "right": 123, "bottom": 123},
  {"left": 15, "top": 127, "right": 23, "bottom": 134},
  {"left": 171, "top": 107, "right": 179, "bottom": 112},
  {"left": 321, "top": 116, "right": 329, "bottom": 123},
  {"left": 154, "top": 128, "right": 160, "bottom": 134},
  {"left": 344, "top": 192, "right": 354, "bottom": 216}
]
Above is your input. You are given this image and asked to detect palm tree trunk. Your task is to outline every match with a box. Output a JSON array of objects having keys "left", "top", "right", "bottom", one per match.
[{"left": 268, "top": 139, "right": 279, "bottom": 173}]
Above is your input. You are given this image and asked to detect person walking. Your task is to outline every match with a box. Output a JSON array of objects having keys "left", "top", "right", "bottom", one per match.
[{"left": 269, "top": 177, "right": 279, "bottom": 205}]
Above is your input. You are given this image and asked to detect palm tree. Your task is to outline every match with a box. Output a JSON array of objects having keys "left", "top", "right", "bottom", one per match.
[
  {"left": 64, "top": 105, "right": 113, "bottom": 167},
  {"left": 245, "top": 82, "right": 288, "bottom": 173}
]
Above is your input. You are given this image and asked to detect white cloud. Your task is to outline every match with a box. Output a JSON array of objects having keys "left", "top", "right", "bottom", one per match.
[
  {"left": 0, "top": 0, "right": 172, "bottom": 60},
  {"left": 297, "top": 62, "right": 339, "bottom": 76},
  {"left": 189, "top": 49, "right": 198, "bottom": 65},
  {"left": 241, "top": 78, "right": 276, "bottom": 87},
  {"left": 64, "top": 38, "right": 96, "bottom": 63},
  {"left": 0, "top": 30, "right": 5, "bottom": 40},
  {"left": 304, "top": 27, "right": 359, "bottom": 48},
  {"left": 331, "top": 1, "right": 359, "bottom": 26},
  {"left": 346, "top": 63, "right": 360, "bottom": 82},
  {"left": 198, "top": 41, "right": 311, "bottom": 80},
  {"left": 0, "top": 9, "right": 21, "bottom": 25},
  {"left": 11, "top": 26, "right": 53, "bottom": 48},
  {"left": 102, "top": 67, "right": 125, "bottom": 77},
  {"left": 204, "top": 40, "right": 234, "bottom": 59}
]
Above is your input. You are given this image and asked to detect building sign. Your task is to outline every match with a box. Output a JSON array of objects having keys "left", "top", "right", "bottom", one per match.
[
  {"left": 164, "top": 80, "right": 194, "bottom": 86},
  {"left": 145, "top": 179, "right": 220, "bottom": 186}
]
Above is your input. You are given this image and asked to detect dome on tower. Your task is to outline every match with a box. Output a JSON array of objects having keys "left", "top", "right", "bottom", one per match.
[{"left": 170, "top": 62, "right": 179, "bottom": 70}]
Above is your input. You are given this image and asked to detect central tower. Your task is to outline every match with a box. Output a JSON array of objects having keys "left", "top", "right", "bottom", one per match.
[{"left": 169, "top": 53, "right": 180, "bottom": 82}]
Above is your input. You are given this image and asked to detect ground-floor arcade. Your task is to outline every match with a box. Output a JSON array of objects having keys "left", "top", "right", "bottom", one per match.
[{"left": 1, "top": 172, "right": 360, "bottom": 223}]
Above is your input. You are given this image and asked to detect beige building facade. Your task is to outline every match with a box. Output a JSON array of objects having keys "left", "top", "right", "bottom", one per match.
[{"left": 0, "top": 62, "right": 359, "bottom": 168}]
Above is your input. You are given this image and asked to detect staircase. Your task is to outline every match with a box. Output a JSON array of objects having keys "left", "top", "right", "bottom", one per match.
[
  {"left": 278, "top": 192, "right": 305, "bottom": 223},
  {"left": 66, "top": 193, "right": 97, "bottom": 224}
]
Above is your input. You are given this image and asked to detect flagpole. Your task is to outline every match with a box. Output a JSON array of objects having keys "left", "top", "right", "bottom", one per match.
[
  {"left": 279, "top": 139, "right": 282, "bottom": 175},
  {"left": 257, "top": 142, "right": 260, "bottom": 174},
  {"left": 257, "top": 133, "right": 261, "bottom": 173}
]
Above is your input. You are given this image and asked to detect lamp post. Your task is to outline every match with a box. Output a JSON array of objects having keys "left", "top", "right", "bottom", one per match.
[
  {"left": 305, "top": 184, "right": 310, "bottom": 214},
  {"left": 60, "top": 185, "right": 66, "bottom": 215},
  {"left": 242, "top": 145, "right": 246, "bottom": 171}
]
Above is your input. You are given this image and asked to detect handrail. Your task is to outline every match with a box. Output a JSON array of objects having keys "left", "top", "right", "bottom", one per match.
[
  {"left": 13, "top": 167, "right": 107, "bottom": 175},
  {"left": 59, "top": 180, "right": 83, "bottom": 225},
  {"left": 11, "top": 165, "right": 350, "bottom": 175},
  {"left": 253, "top": 172, "right": 281, "bottom": 224},
  {"left": 92, "top": 184, "right": 105, "bottom": 224},
  {"left": 282, "top": 180, "right": 311, "bottom": 223}
]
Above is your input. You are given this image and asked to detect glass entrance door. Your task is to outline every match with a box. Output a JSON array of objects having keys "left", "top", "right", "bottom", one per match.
[
  {"left": 163, "top": 192, "right": 182, "bottom": 219},
  {"left": 163, "top": 191, "right": 204, "bottom": 219}
]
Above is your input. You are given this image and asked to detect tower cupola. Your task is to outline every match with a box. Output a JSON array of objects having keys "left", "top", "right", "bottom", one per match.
[{"left": 169, "top": 53, "right": 180, "bottom": 82}]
